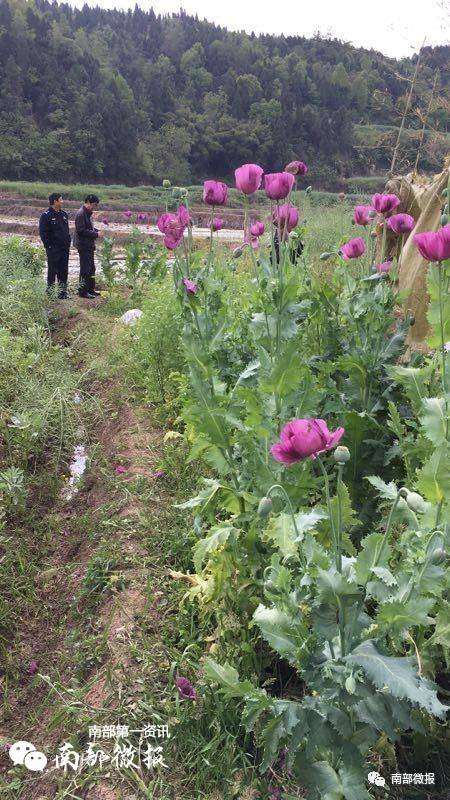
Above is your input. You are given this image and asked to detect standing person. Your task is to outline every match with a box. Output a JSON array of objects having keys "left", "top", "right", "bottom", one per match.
[
  {"left": 39, "top": 193, "right": 71, "bottom": 299},
  {"left": 73, "top": 194, "right": 101, "bottom": 298}
]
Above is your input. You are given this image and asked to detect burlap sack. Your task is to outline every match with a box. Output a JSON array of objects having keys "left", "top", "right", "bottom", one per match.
[{"left": 383, "top": 160, "right": 450, "bottom": 351}]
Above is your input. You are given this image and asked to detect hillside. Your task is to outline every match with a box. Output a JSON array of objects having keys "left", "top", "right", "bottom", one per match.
[{"left": 0, "top": 0, "right": 448, "bottom": 189}]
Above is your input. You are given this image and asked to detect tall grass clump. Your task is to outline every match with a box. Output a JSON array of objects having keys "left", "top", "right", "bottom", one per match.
[{"left": 0, "top": 237, "right": 80, "bottom": 516}]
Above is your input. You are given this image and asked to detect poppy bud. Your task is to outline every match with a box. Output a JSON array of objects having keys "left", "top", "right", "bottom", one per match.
[
  {"left": 334, "top": 446, "right": 350, "bottom": 464},
  {"left": 172, "top": 187, "right": 182, "bottom": 199},
  {"left": 345, "top": 675, "right": 356, "bottom": 694},
  {"left": 320, "top": 252, "right": 333, "bottom": 261},
  {"left": 232, "top": 245, "right": 245, "bottom": 258},
  {"left": 441, "top": 214, "right": 449, "bottom": 226},
  {"left": 405, "top": 491, "right": 427, "bottom": 513},
  {"left": 305, "top": 185, "right": 312, "bottom": 195},
  {"left": 258, "top": 496, "right": 273, "bottom": 519},
  {"left": 162, "top": 179, "right": 171, "bottom": 188},
  {"left": 429, "top": 547, "right": 446, "bottom": 565}
]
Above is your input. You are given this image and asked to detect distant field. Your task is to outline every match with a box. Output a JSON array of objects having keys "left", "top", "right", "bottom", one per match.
[{"left": 0, "top": 179, "right": 376, "bottom": 211}]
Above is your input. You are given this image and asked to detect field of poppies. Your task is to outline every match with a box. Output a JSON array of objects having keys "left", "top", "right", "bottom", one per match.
[
  {"left": 142, "top": 162, "right": 450, "bottom": 799},
  {"left": 1, "top": 162, "right": 449, "bottom": 799}
]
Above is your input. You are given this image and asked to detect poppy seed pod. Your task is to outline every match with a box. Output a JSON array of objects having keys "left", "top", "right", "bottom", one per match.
[
  {"left": 333, "top": 445, "right": 350, "bottom": 464},
  {"left": 162, "top": 179, "right": 171, "bottom": 188}
]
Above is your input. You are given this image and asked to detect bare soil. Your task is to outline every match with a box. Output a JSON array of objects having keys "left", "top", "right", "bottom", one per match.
[{"left": 0, "top": 298, "right": 177, "bottom": 799}]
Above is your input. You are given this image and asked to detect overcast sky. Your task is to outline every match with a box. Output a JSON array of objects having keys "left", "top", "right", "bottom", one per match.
[{"left": 65, "top": 0, "right": 449, "bottom": 57}]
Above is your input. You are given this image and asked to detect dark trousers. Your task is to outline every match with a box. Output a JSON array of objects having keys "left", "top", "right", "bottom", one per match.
[
  {"left": 77, "top": 249, "right": 96, "bottom": 295},
  {"left": 46, "top": 248, "right": 69, "bottom": 296}
]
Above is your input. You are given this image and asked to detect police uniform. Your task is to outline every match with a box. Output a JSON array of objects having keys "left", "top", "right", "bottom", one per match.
[{"left": 38, "top": 207, "right": 71, "bottom": 297}]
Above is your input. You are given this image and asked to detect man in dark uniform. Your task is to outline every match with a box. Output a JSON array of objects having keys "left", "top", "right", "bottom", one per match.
[
  {"left": 39, "top": 193, "right": 71, "bottom": 299},
  {"left": 73, "top": 194, "right": 101, "bottom": 298}
]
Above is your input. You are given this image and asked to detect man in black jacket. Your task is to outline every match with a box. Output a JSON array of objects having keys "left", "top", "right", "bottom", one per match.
[
  {"left": 39, "top": 193, "right": 71, "bottom": 299},
  {"left": 73, "top": 194, "right": 101, "bottom": 298}
]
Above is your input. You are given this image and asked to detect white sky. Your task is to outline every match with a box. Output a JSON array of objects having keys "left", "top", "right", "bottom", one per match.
[{"left": 65, "top": 0, "right": 449, "bottom": 57}]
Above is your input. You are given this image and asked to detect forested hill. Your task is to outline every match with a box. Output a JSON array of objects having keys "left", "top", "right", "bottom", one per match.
[{"left": 0, "top": 0, "right": 449, "bottom": 189}]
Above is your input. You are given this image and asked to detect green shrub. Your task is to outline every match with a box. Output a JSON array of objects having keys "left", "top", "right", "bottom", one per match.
[
  {"left": 0, "top": 236, "right": 44, "bottom": 278},
  {"left": 128, "top": 278, "right": 185, "bottom": 412}
]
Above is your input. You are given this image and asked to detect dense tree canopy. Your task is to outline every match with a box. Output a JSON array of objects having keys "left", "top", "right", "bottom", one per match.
[{"left": 0, "top": 0, "right": 448, "bottom": 187}]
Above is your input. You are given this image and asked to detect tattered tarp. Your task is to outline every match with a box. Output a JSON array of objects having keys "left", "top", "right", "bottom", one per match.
[{"left": 383, "top": 160, "right": 450, "bottom": 350}]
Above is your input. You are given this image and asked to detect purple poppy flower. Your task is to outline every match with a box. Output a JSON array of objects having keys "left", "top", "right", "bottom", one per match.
[
  {"left": 273, "top": 203, "right": 299, "bottom": 235},
  {"left": 271, "top": 418, "right": 345, "bottom": 463},
  {"left": 264, "top": 172, "right": 295, "bottom": 200},
  {"left": 123, "top": 210, "right": 133, "bottom": 219},
  {"left": 285, "top": 160, "right": 308, "bottom": 176},
  {"left": 157, "top": 206, "right": 190, "bottom": 250},
  {"left": 212, "top": 217, "right": 224, "bottom": 232},
  {"left": 175, "top": 676, "right": 196, "bottom": 700},
  {"left": 203, "top": 180, "right": 228, "bottom": 206},
  {"left": 386, "top": 213, "right": 415, "bottom": 235},
  {"left": 414, "top": 225, "right": 450, "bottom": 262},
  {"left": 250, "top": 221, "right": 265, "bottom": 237},
  {"left": 183, "top": 278, "right": 198, "bottom": 295},
  {"left": 371, "top": 193, "right": 401, "bottom": 215},
  {"left": 235, "top": 164, "right": 264, "bottom": 195},
  {"left": 115, "top": 465, "right": 127, "bottom": 475},
  {"left": 27, "top": 660, "right": 39, "bottom": 675},
  {"left": 340, "top": 237, "right": 366, "bottom": 260},
  {"left": 376, "top": 259, "right": 393, "bottom": 274},
  {"left": 353, "top": 205, "right": 374, "bottom": 226}
]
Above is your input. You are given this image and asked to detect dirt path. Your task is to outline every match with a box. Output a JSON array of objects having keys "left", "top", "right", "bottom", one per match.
[{"left": 0, "top": 298, "right": 191, "bottom": 799}]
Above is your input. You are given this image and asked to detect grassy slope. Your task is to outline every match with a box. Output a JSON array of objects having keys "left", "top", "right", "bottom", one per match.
[{"left": 0, "top": 181, "right": 376, "bottom": 210}]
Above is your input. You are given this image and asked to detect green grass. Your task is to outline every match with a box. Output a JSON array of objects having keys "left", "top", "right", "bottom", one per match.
[{"left": 0, "top": 179, "right": 373, "bottom": 211}]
